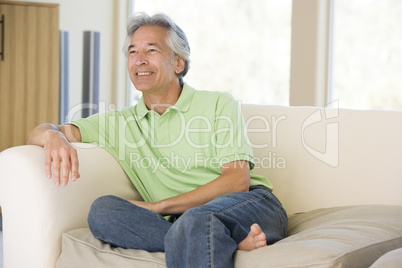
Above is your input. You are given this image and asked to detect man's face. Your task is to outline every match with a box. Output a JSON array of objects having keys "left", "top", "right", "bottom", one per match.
[{"left": 127, "top": 25, "right": 184, "bottom": 94}]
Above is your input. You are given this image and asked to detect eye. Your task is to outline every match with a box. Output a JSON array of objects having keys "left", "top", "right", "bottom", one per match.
[
  {"left": 129, "top": 49, "right": 137, "bottom": 55},
  {"left": 148, "top": 48, "right": 159, "bottom": 53}
]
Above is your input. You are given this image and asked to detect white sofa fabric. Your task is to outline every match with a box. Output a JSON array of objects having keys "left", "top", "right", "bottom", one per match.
[
  {"left": 1, "top": 105, "right": 402, "bottom": 267},
  {"left": 370, "top": 248, "right": 402, "bottom": 268},
  {"left": 56, "top": 205, "right": 402, "bottom": 268}
]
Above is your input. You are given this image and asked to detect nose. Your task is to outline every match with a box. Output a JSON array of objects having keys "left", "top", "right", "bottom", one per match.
[{"left": 135, "top": 53, "right": 148, "bottom": 66}]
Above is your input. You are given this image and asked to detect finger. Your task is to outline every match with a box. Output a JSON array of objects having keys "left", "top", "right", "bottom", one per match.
[
  {"left": 60, "top": 149, "right": 72, "bottom": 187},
  {"left": 52, "top": 156, "right": 61, "bottom": 187},
  {"left": 61, "top": 159, "right": 71, "bottom": 187},
  {"left": 70, "top": 148, "right": 80, "bottom": 181},
  {"left": 44, "top": 153, "right": 53, "bottom": 179}
]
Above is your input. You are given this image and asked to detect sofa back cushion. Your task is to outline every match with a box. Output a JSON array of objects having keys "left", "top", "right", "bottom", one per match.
[{"left": 242, "top": 105, "right": 402, "bottom": 214}]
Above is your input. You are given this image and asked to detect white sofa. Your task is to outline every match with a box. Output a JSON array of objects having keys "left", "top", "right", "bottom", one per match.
[{"left": 1, "top": 104, "right": 402, "bottom": 268}]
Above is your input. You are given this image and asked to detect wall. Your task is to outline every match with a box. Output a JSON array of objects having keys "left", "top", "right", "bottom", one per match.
[{"left": 13, "top": 0, "right": 129, "bottom": 119}]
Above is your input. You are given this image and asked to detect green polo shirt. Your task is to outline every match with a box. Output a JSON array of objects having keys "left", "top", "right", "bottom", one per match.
[{"left": 71, "top": 84, "right": 272, "bottom": 203}]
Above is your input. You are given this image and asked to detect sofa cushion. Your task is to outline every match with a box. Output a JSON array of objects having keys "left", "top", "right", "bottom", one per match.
[
  {"left": 57, "top": 205, "right": 402, "bottom": 268},
  {"left": 369, "top": 248, "right": 402, "bottom": 268},
  {"left": 56, "top": 228, "right": 166, "bottom": 268},
  {"left": 235, "top": 205, "right": 402, "bottom": 267}
]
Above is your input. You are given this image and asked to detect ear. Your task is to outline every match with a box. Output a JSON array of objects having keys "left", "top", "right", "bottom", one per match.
[{"left": 174, "top": 55, "right": 186, "bottom": 75}]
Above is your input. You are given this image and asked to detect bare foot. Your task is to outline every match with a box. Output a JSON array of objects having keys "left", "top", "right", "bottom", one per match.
[{"left": 237, "top": 223, "right": 267, "bottom": 251}]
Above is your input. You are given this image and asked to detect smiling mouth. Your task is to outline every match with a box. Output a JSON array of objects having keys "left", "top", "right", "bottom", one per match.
[{"left": 136, "top": 72, "right": 153, "bottom": 76}]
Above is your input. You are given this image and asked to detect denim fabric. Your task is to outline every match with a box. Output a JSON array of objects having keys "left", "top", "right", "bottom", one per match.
[
  {"left": 88, "top": 195, "right": 171, "bottom": 252},
  {"left": 88, "top": 186, "right": 287, "bottom": 268}
]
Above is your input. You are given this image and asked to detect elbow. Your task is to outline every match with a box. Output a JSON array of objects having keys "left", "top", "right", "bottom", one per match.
[
  {"left": 221, "top": 160, "right": 251, "bottom": 193},
  {"left": 237, "top": 174, "right": 251, "bottom": 192}
]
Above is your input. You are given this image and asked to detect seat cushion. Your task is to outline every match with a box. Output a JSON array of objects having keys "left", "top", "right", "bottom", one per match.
[
  {"left": 56, "top": 228, "right": 166, "bottom": 268},
  {"left": 57, "top": 205, "right": 402, "bottom": 268},
  {"left": 235, "top": 205, "right": 402, "bottom": 267}
]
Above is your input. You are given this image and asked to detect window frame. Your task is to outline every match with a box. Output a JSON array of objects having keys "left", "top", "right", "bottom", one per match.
[{"left": 289, "top": 0, "right": 334, "bottom": 107}]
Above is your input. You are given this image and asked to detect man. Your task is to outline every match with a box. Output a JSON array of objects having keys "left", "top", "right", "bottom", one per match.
[{"left": 28, "top": 12, "right": 287, "bottom": 267}]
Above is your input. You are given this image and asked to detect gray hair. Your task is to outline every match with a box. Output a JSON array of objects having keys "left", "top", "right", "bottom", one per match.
[{"left": 123, "top": 12, "right": 191, "bottom": 83}]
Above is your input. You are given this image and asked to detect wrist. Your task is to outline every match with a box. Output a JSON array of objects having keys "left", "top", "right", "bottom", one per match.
[
  {"left": 44, "top": 125, "right": 66, "bottom": 142},
  {"left": 156, "top": 200, "right": 169, "bottom": 216}
]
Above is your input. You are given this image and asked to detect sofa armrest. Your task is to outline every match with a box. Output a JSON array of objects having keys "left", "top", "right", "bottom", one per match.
[{"left": 0, "top": 144, "right": 141, "bottom": 268}]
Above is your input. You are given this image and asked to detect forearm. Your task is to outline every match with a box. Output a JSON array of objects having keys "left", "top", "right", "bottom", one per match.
[
  {"left": 149, "top": 161, "right": 250, "bottom": 216},
  {"left": 158, "top": 174, "right": 249, "bottom": 216},
  {"left": 27, "top": 123, "right": 81, "bottom": 146}
]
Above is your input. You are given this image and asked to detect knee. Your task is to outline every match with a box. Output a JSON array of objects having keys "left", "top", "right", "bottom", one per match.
[
  {"left": 88, "top": 195, "right": 120, "bottom": 233},
  {"left": 89, "top": 195, "right": 116, "bottom": 215},
  {"left": 177, "top": 206, "right": 214, "bottom": 226},
  {"left": 165, "top": 207, "right": 212, "bottom": 242}
]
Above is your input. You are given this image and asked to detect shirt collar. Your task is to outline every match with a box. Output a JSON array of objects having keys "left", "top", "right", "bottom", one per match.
[
  {"left": 169, "top": 83, "right": 194, "bottom": 113},
  {"left": 134, "top": 83, "right": 195, "bottom": 119}
]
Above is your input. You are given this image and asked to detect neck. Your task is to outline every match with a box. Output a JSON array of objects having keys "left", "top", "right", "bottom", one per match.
[{"left": 143, "top": 81, "right": 183, "bottom": 115}]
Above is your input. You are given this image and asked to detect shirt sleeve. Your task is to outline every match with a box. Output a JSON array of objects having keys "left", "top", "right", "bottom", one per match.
[
  {"left": 69, "top": 111, "right": 118, "bottom": 148},
  {"left": 213, "top": 93, "right": 255, "bottom": 169}
]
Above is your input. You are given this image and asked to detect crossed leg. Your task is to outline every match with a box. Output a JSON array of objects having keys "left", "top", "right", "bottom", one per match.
[
  {"left": 88, "top": 195, "right": 268, "bottom": 253},
  {"left": 89, "top": 188, "right": 287, "bottom": 267},
  {"left": 164, "top": 187, "right": 287, "bottom": 267}
]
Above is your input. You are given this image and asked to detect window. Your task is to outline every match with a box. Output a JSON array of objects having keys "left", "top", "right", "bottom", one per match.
[
  {"left": 332, "top": 0, "right": 402, "bottom": 110},
  {"left": 129, "top": 0, "right": 292, "bottom": 105}
]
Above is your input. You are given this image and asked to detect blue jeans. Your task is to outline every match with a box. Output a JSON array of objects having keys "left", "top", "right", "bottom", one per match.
[{"left": 88, "top": 186, "right": 288, "bottom": 268}]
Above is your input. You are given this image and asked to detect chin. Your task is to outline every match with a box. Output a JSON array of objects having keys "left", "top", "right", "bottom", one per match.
[{"left": 132, "top": 83, "right": 151, "bottom": 92}]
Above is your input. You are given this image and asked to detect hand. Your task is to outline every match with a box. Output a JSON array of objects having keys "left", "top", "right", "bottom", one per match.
[{"left": 43, "top": 131, "right": 80, "bottom": 186}]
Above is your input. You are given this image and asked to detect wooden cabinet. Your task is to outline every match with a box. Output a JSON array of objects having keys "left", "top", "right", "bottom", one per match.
[{"left": 0, "top": 1, "right": 59, "bottom": 151}]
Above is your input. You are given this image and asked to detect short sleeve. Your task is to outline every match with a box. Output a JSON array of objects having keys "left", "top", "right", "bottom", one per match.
[
  {"left": 213, "top": 93, "right": 255, "bottom": 169},
  {"left": 69, "top": 111, "right": 118, "bottom": 148},
  {"left": 70, "top": 114, "right": 101, "bottom": 144}
]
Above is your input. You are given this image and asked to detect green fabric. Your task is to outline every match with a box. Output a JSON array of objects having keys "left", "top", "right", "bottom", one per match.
[{"left": 71, "top": 84, "right": 272, "bottom": 202}]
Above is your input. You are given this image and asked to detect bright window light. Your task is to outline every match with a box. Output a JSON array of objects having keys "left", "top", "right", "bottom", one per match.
[
  {"left": 332, "top": 0, "right": 402, "bottom": 110},
  {"left": 129, "top": 0, "right": 292, "bottom": 105}
]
